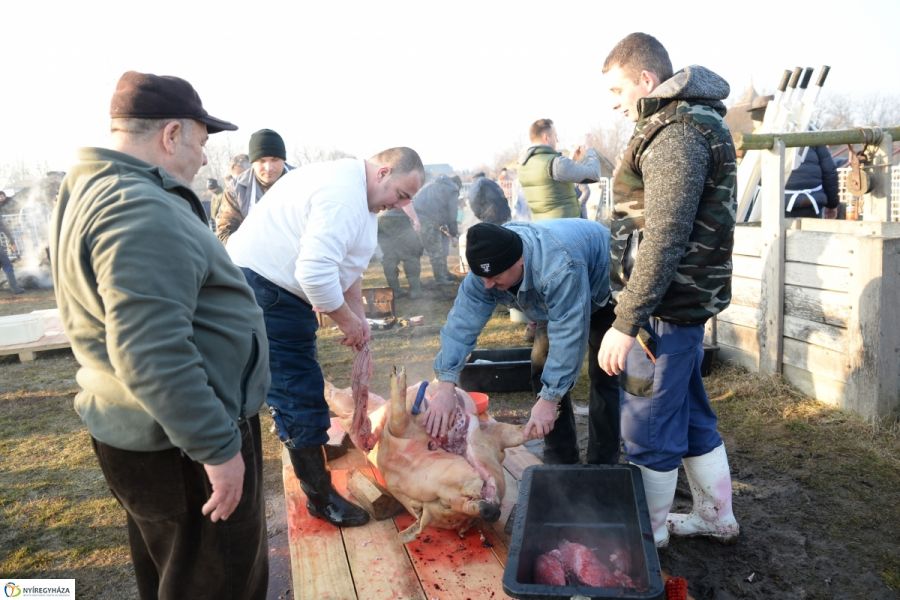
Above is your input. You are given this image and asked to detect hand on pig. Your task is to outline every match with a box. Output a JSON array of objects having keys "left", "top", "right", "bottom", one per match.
[
  {"left": 422, "top": 381, "right": 459, "bottom": 438},
  {"left": 523, "top": 397, "right": 558, "bottom": 440}
]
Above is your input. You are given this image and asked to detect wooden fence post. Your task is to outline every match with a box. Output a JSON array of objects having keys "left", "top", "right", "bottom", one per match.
[{"left": 758, "top": 139, "right": 786, "bottom": 374}]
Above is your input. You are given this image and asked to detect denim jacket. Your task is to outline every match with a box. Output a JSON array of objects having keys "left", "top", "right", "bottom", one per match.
[{"left": 434, "top": 220, "right": 610, "bottom": 402}]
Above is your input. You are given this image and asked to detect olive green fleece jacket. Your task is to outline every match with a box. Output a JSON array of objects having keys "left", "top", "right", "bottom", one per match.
[{"left": 50, "top": 147, "right": 270, "bottom": 465}]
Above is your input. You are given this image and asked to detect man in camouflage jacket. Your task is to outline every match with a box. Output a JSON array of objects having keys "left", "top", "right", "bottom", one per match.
[{"left": 598, "top": 32, "right": 740, "bottom": 548}]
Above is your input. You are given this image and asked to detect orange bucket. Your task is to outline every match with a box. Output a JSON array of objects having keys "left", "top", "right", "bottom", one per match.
[{"left": 468, "top": 392, "right": 489, "bottom": 415}]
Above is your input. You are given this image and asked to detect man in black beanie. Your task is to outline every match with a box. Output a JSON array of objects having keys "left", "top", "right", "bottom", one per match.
[
  {"left": 216, "top": 128, "right": 294, "bottom": 243},
  {"left": 425, "top": 220, "right": 621, "bottom": 465}
]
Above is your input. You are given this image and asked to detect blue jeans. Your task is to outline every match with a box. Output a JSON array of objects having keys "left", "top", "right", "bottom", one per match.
[
  {"left": 241, "top": 268, "right": 330, "bottom": 449},
  {"left": 619, "top": 318, "right": 722, "bottom": 471}
]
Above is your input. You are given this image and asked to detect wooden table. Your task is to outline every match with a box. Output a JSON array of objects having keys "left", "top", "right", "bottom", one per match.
[{"left": 282, "top": 442, "right": 542, "bottom": 600}]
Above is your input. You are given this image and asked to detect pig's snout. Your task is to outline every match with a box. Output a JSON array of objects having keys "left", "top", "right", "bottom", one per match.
[{"left": 479, "top": 501, "right": 501, "bottom": 523}]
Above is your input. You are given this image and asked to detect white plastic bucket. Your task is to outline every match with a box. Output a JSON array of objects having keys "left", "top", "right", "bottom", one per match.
[{"left": 509, "top": 308, "right": 528, "bottom": 324}]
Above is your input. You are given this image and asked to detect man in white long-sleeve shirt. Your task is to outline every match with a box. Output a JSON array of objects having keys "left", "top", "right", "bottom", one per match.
[{"left": 227, "top": 147, "right": 425, "bottom": 528}]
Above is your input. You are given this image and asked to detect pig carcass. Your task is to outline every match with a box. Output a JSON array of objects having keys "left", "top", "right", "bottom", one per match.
[{"left": 324, "top": 366, "right": 526, "bottom": 542}]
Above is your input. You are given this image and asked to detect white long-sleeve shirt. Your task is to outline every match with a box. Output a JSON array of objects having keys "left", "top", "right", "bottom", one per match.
[{"left": 227, "top": 159, "right": 377, "bottom": 311}]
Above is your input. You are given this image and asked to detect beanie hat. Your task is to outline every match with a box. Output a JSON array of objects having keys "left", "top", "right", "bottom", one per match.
[
  {"left": 248, "top": 129, "right": 286, "bottom": 163},
  {"left": 466, "top": 223, "right": 523, "bottom": 278}
]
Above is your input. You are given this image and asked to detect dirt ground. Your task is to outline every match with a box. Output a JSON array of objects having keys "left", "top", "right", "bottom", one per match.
[{"left": 510, "top": 393, "right": 899, "bottom": 600}]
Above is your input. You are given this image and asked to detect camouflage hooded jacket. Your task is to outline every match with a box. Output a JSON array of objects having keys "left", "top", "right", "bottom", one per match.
[{"left": 610, "top": 65, "right": 737, "bottom": 336}]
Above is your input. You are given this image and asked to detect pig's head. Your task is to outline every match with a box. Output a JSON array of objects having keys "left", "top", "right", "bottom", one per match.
[{"left": 378, "top": 374, "right": 526, "bottom": 541}]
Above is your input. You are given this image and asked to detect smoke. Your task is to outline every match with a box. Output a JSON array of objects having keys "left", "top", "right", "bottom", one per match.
[{"left": 0, "top": 173, "right": 60, "bottom": 290}]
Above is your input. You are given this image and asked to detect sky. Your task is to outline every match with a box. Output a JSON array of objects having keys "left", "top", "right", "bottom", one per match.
[{"left": 3, "top": 0, "right": 899, "bottom": 179}]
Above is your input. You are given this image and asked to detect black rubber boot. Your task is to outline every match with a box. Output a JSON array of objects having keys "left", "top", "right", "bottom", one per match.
[
  {"left": 431, "top": 258, "right": 457, "bottom": 285},
  {"left": 288, "top": 446, "right": 370, "bottom": 527}
]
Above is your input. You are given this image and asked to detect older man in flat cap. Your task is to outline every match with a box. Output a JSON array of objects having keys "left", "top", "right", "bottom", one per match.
[
  {"left": 50, "top": 71, "right": 270, "bottom": 599},
  {"left": 425, "top": 220, "right": 621, "bottom": 466}
]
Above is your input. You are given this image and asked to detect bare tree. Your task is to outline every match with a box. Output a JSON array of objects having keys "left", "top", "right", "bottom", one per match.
[
  {"left": 293, "top": 146, "right": 354, "bottom": 166},
  {"left": 817, "top": 92, "right": 900, "bottom": 130},
  {"left": 588, "top": 120, "right": 632, "bottom": 176},
  {"left": 492, "top": 143, "right": 523, "bottom": 174}
]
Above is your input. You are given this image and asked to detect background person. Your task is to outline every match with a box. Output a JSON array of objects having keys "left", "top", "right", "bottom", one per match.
[
  {"left": 226, "top": 147, "right": 425, "bottom": 528},
  {"left": 216, "top": 129, "right": 293, "bottom": 243},
  {"left": 0, "top": 190, "right": 25, "bottom": 294},
  {"left": 413, "top": 174, "right": 462, "bottom": 286},
  {"left": 49, "top": 70, "right": 270, "bottom": 599},
  {"left": 377, "top": 206, "right": 424, "bottom": 299},
  {"left": 747, "top": 96, "right": 840, "bottom": 219}
]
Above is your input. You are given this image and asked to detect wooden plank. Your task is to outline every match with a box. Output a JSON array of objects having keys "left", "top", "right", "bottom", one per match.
[
  {"left": 282, "top": 448, "right": 357, "bottom": 600},
  {"left": 730, "top": 275, "right": 762, "bottom": 307},
  {"left": 717, "top": 303, "right": 759, "bottom": 329},
  {"left": 784, "top": 230, "right": 855, "bottom": 268},
  {"left": 733, "top": 225, "right": 762, "bottom": 257},
  {"left": 783, "top": 285, "right": 850, "bottom": 328},
  {"left": 782, "top": 337, "right": 851, "bottom": 381},
  {"left": 783, "top": 315, "right": 848, "bottom": 354},
  {"left": 784, "top": 262, "right": 850, "bottom": 292},
  {"left": 731, "top": 253, "right": 763, "bottom": 280},
  {"left": 783, "top": 363, "right": 848, "bottom": 408},
  {"left": 717, "top": 344, "right": 758, "bottom": 372},
  {"left": 395, "top": 512, "right": 512, "bottom": 600},
  {"left": 717, "top": 321, "right": 760, "bottom": 359},
  {"left": 502, "top": 445, "right": 542, "bottom": 481},
  {"left": 845, "top": 235, "right": 900, "bottom": 419},
  {"left": 339, "top": 466, "right": 426, "bottom": 600},
  {"left": 346, "top": 469, "right": 404, "bottom": 520},
  {"left": 795, "top": 216, "right": 900, "bottom": 237},
  {"left": 0, "top": 334, "right": 70, "bottom": 358}
]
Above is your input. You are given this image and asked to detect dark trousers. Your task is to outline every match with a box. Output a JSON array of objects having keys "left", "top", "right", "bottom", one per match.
[
  {"left": 380, "top": 231, "right": 422, "bottom": 288},
  {"left": 241, "top": 268, "right": 330, "bottom": 449},
  {"left": 92, "top": 415, "right": 268, "bottom": 600},
  {"left": 531, "top": 303, "right": 621, "bottom": 464}
]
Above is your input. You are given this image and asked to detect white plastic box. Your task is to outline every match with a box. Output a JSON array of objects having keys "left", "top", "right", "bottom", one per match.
[{"left": 0, "top": 314, "right": 45, "bottom": 346}]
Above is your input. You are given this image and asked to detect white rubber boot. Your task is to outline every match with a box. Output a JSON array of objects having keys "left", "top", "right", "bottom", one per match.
[
  {"left": 636, "top": 465, "right": 678, "bottom": 548},
  {"left": 667, "top": 443, "right": 740, "bottom": 543}
]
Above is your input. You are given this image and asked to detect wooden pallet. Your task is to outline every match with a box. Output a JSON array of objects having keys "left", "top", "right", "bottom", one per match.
[
  {"left": 282, "top": 442, "right": 541, "bottom": 600},
  {"left": 0, "top": 310, "right": 71, "bottom": 362}
]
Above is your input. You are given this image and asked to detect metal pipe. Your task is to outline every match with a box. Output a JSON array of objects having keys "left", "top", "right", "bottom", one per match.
[{"left": 736, "top": 126, "right": 900, "bottom": 151}]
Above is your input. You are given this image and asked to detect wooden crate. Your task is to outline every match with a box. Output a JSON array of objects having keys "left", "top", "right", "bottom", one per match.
[{"left": 713, "top": 220, "right": 900, "bottom": 419}]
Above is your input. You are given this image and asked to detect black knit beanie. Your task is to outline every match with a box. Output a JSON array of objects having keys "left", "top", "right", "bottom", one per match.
[
  {"left": 466, "top": 223, "right": 523, "bottom": 278},
  {"left": 248, "top": 129, "right": 286, "bottom": 162}
]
